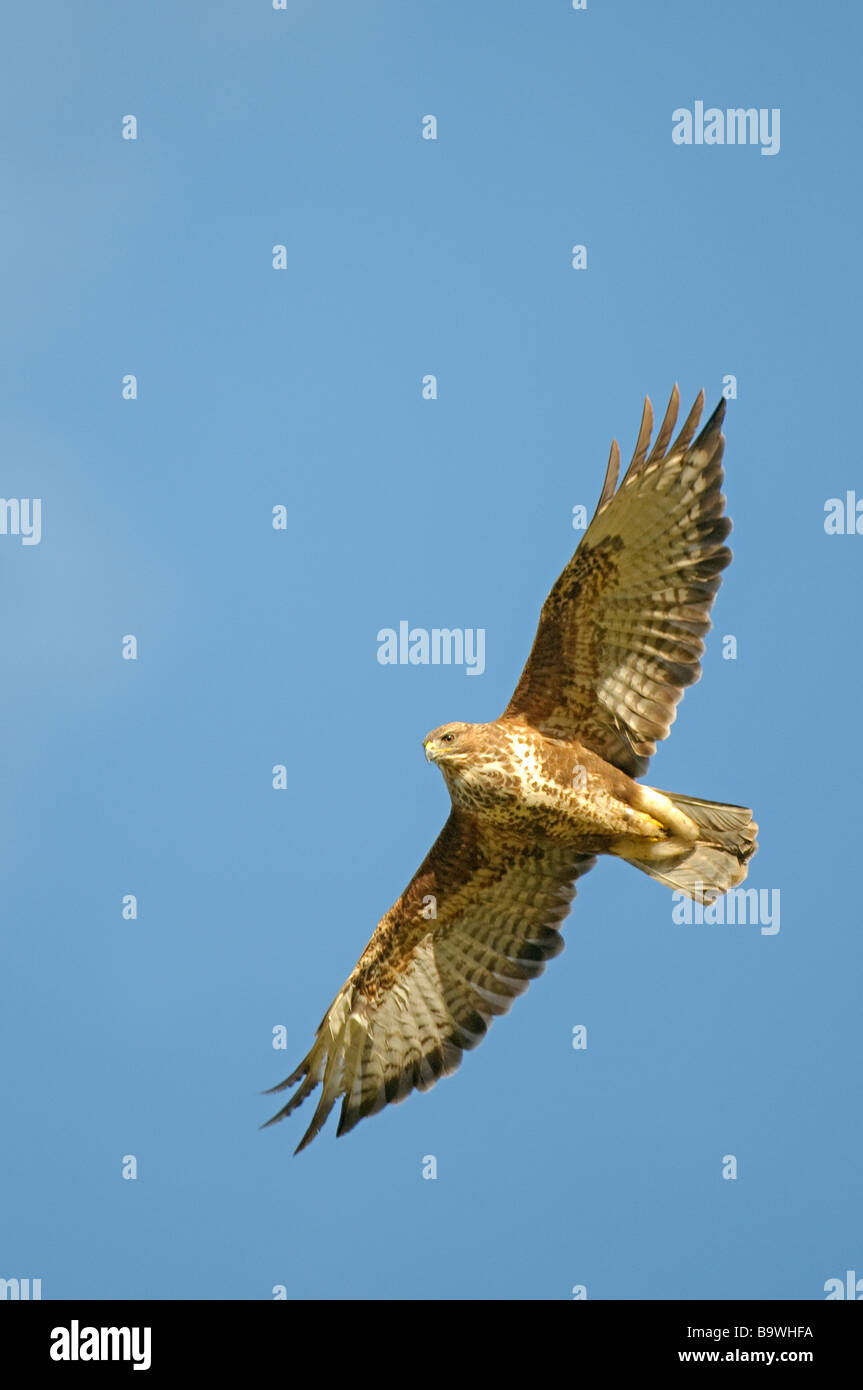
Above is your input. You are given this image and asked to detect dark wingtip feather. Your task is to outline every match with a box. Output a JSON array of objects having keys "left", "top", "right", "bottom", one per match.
[
  {"left": 292, "top": 1086, "right": 339, "bottom": 1153},
  {"left": 261, "top": 1064, "right": 305, "bottom": 1097},
  {"left": 259, "top": 1112, "right": 285, "bottom": 1132},
  {"left": 696, "top": 395, "right": 727, "bottom": 444},
  {"left": 293, "top": 1126, "right": 318, "bottom": 1156},
  {"left": 260, "top": 1054, "right": 321, "bottom": 1133}
]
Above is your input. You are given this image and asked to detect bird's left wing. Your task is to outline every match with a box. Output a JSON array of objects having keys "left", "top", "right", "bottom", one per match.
[
  {"left": 264, "top": 811, "right": 595, "bottom": 1151},
  {"left": 502, "top": 387, "right": 731, "bottom": 777}
]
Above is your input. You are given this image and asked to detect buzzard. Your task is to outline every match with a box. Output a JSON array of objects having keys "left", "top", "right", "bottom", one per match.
[{"left": 265, "top": 386, "right": 757, "bottom": 1151}]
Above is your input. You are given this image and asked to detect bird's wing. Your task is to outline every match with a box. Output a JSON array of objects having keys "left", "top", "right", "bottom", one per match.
[
  {"left": 264, "top": 811, "right": 595, "bottom": 1151},
  {"left": 502, "top": 387, "right": 732, "bottom": 777}
]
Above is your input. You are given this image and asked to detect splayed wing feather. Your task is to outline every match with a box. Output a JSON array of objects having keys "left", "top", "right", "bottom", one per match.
[
  {"left": 622, "top": 395, "right": 654, "bottom": 482},
  {"left": 645, "top": 382, "right": 680, "bottom": 467},
  {"left": 595, "top": 438, "right": 621, "bottom": 515}
]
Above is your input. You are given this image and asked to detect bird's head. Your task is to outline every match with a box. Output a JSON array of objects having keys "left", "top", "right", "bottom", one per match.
[
  {"left": 423, "top": 721, "right": 510, "bottom": 808},
  {"left": 423, "top": 722, "right": 477, "bottom": 770}
]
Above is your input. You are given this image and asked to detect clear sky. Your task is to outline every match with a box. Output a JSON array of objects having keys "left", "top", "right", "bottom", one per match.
[{"left": 1, "top": 0, "right": 861, "bottom": 1301}]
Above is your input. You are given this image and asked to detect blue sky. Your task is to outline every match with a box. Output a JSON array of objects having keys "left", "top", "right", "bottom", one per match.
[{"left": 1, "top": 0, "right": 861, "bottom": 1300}]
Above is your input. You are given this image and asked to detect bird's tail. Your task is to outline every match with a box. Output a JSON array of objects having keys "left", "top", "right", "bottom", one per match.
[{"left": 623, "top": 790, "right": 758, "bottom": 903}]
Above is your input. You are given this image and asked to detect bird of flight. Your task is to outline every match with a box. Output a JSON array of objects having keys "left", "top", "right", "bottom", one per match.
[{"left": 264, "top": 386, "right": 757, "bottom": 1152}]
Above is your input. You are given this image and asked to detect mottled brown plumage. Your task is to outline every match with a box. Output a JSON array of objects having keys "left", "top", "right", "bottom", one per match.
[{"left": 264, "top": 387, "right": 757, "bottom": 1151}]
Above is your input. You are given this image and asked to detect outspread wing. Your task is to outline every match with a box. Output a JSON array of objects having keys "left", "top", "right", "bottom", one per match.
[
  {"left": 263, "top": 812, "right": 595, "bottom": 1151},
  {"left": 502, "top": 386, "right": 732, "bottom": 777}
]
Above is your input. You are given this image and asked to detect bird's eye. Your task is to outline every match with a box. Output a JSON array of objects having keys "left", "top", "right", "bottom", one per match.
[{"left": 441, "top": 732, "right": 455, "bottom": 744}]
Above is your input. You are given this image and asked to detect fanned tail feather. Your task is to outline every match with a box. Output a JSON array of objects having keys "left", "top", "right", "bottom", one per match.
[{"left": 626, "top": 789, "right": 758, "bottom": 904}]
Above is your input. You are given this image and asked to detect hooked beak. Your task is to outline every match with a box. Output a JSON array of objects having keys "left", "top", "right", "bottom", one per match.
[{"left": 424, "top": 739, "right": 437, "bottom": 763}]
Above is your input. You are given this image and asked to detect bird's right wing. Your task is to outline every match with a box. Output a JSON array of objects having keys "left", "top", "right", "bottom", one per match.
[{"left": 263, "top": 811, "right": 595, "bottom": 1151}]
